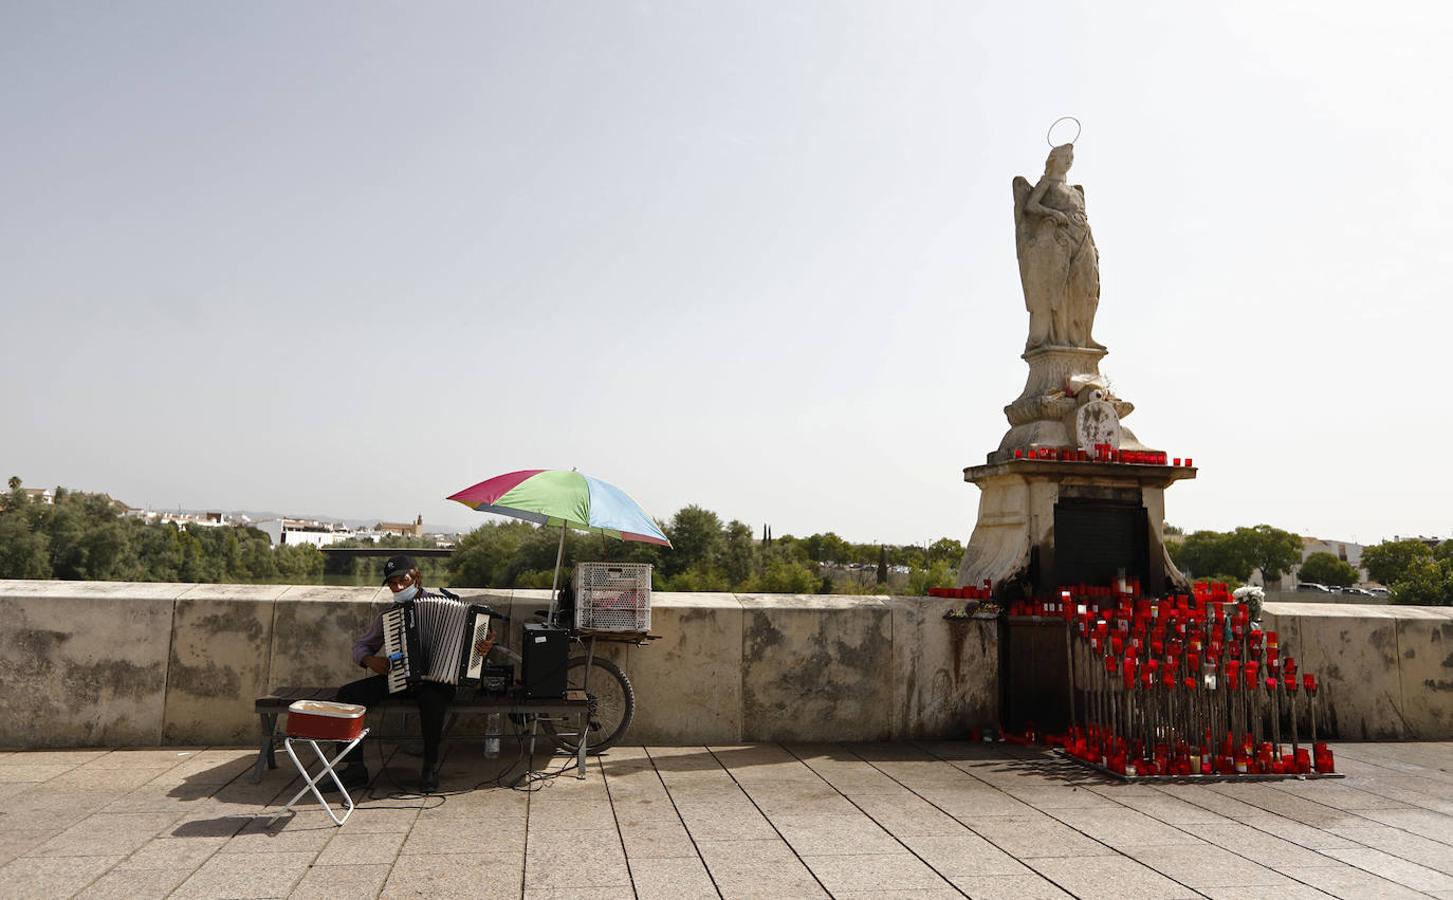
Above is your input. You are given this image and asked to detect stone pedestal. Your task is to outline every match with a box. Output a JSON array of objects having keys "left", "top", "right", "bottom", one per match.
[
  {"left": 957, "top": 459, "right": 1196, "bottom": 596},
  {"left": 993, "top": 346, "right": 1148, "bottom": 463}
]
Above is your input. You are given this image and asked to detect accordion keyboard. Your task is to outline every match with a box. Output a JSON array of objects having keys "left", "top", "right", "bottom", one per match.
[{"left": 380, "top": 605, "right": 411, "bottom": 693}]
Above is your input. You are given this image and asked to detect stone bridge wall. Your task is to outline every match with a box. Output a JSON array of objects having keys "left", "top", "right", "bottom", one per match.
[
  {"left": 1, "top": 583, "right": 1447, "bottom": 748},
  {"left": 0, "top": 582, "right": 999, "bottom": 748}
]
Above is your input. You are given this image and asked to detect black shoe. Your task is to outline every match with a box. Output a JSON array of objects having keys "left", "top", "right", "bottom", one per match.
[
  {"left": 319, "top": 764, "right": 368, "bottom": 793},
  {"left": 420, "top": 765, "right": 439, "bottom": 794}
]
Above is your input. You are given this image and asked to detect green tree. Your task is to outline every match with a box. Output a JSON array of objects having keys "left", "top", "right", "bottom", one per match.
[
  {"left": 722, "top": 520, "right": 756, "bottom": 588},
  {"left": 662, "top": 505, "right": 723, "bottom": 576},
  {"left": 1363, "top": 539, "right": 1435, "bottom": 586},
  {"left": 1298, "top": 552, "right": 1358, "bottom": 587},
  {"left": 876, "top": 545, "right": 888, "bottom": 585},
  {"left": 1171, "top": 530, "right": 1252, "bottom": 580},
  {"left": 1227, "top": 525, "right": 1302, "bottom": 586},
  {"left": 1390, "top": 558, "right": 1453, "bottom": 606},
  {"left": 0, "top": 515, "right": 52, "bottom": 578}
]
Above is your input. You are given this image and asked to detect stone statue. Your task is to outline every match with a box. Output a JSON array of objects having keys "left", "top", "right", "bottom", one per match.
[{"left": 1012, "top": 144, "right": 1104, "bottom": 352}]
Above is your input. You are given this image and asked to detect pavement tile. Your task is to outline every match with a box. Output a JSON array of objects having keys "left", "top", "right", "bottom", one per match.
[
  {"left": 402, "top": 815, "right": 527, "bottom": 854},
  {"left": 165, "top": 814, "right": 255, "bottom": 839},
  {"left": 848, "top": 792, "right": 967, "bottom": 837},
  {"left": 695, "top": 839, "right": 826, "bottom": 897},
  {"left": 1358, "top": 807, "right": 1453, "bottom": 844},
  {"left": 0, "top": 830, "right": 61, "bottom": 868},
  {"left": 628, "top": 855, "right": 718, "bottom": 899},
  {"left": 73, "top": 866, "right": 192, "bottom": 900},
  {"left": 607, "top": 796, "right": 686, "bottom": 828},
  {"left": 800, "top": 852, "right": 952, "bottom": 893},
  {"left": 0, "top": 765, "right": 77, "bottom": 783},
  {"left": 522, "top": 890, "right": 631, "bottom": 899},
  {"left": 831, "top": 891, "right": 962, "bottom": 900},
  {"left": 380, "top": 853, "right": 523, "bottom": 899},
  {"left": 78, "top": 749, "right": 198, "bottom": 770},
  {"left": 1277, "top": 863, "right": 1431, "bottom": 900},
  {"left": 1322, "top": 846, "right": 1453, "bottom": 892},
  {"left": 0, "top": 854, "right": 122, "bottom": 900},
  {"left": 423, "top": 789, "right": 529, "bottom": 821},
  {"left": 289, "top": 861, "right": 392, "bottom": 899},
  {"left": 1331, "top": 824, "right": 1453, "bottom": 875},
  {"left": 770, "top": 813, "right": 904, "bottom": 855},
  {"left": 915, "top": 786, "right": 1037, "bottom": 818},
  {"left": 1198, "top": 887, "right": 1338, "bottom": 900},
  {"left": 1269, "top": 780, "right": 1414, "bottom": 811},
  {"left": 28, "top": 811, "right": 182, "bottom": 857},
  {"left": 526, "top": 797, "right": 618, "bottom": 832},
  {"left": 617, "top": 823, "right": 697, "bottom": 859},
  {"left": 170, "top": 850, "right": 315, "bottom": 899},
  {"left": 1236, "top": 815, "right": 1359, "bottom": 850},
  {"left": 330, "top": 805, "right": 422, "bottom": 834},
  {"left": 0, "top": 750, "right": 108, "bottom": 767},
  {"left": 1125, "top": 844, "right": 1296, "bottom": 887},
  {"left": 1004, "top": 785, "right": 1120, "bottom": 809},
  {"left": 676, "top": 803, "right": 778, "bottom": 841},
  {"left": 115, "top": 836, "right": 226, "bottom": 871},
  {"left": 525, "top": 836, "right": 629, "bottom": 889},
  {"left": 218, "top": 816, "right": 336, "bottom": 854},
  {"left": 967, "top": 814, "right": 1118, "bottom": 858},
  {"left": 314, "top": 829, "right": 406, "bottom": 866},
  {"left": 898, "top": 831, "right": 1033, "bottom": 877},
  {"left": 947, "top": 873, "right": 1073, "bottom": 899},
  {"left": 47, "top": 766, "right": 169, "bottom": 792},
  {"left": 1179, "top": 821, "right": 1344, "bottom": 869},
  {"left": 1027, "top": 855, "right": 1202, "bottom": 899},
  {"left": 1047, "top": 807, "right": 1208, "bottom": 851},
  {"left": 1208, "top": 784, "right": 1363, "bottom": 828},
  {"left": 1092, "top": 787, "right": 1237, "bottom": 824}
]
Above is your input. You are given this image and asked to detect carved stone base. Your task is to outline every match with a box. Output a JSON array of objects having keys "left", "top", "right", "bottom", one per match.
[
  {"left": 992, "top": 345, "right": 1148, "bottom": 463},
  {"left": 957, "top": 459, "right": 1196, "bottom": 596}
]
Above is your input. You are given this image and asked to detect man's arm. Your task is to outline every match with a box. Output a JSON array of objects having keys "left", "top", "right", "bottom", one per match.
[{"left": 352, "top": 615, "right": 385, "bottom": 670}]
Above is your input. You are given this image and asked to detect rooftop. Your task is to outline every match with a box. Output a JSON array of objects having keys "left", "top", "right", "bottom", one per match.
[{"left": 2, "top": 740, "right": 1451, "bottom": 898}]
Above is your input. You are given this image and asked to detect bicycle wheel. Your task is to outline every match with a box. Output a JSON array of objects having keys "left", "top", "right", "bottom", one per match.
[{"left": 541, "top": 655, "right": 635, "bottom": 754}]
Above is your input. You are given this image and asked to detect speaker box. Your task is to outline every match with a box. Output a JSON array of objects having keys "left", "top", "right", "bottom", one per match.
[{"left": 521, "top": 623, "right": 569, "bottom": 699}]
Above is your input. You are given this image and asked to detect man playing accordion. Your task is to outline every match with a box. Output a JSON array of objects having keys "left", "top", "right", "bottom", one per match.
[{"left": 325, "top": 554, "right": 495, "bottom": 794}]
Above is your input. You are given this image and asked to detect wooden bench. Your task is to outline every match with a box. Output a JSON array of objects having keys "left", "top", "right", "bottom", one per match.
[{"left": 252, "top": 686, "right": 591, "bottom": 783}]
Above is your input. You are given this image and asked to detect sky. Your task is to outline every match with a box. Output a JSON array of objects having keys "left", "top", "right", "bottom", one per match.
[{"left": 3, "top": 1, "right": 1451, "bottom": 546}]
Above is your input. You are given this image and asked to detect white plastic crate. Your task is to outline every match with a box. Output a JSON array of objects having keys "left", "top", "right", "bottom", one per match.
[{"left": 573, "top": 562, "right": 652, "bottom": 632}]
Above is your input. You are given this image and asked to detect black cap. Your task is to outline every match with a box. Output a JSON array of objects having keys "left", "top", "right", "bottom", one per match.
[{"left": 382, "top": 554, "right": 419, "bottom": 584}]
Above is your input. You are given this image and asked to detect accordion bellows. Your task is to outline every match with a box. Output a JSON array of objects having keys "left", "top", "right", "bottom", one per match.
[{"left": 381, "top": 595, "right": 493, "bottom": 692}]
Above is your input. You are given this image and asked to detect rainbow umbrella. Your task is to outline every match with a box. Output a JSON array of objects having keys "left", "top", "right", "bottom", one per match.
[{"left": 446, "top": 469, "right": 670, "bottom": 613}]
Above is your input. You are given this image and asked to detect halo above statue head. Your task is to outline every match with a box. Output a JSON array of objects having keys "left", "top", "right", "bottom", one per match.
[{"left": 1047, "top": 116, "right": 1081, "bottom": 148}]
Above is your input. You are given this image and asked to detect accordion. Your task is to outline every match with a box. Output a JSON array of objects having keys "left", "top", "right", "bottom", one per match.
[{"left": 379, "top": 592, "right": 493, "bottom": 693}]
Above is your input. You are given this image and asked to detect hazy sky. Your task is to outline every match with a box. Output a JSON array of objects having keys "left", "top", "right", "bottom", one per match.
[{"left": 4, "top": 2, "right": 1450, "bottom": 546}]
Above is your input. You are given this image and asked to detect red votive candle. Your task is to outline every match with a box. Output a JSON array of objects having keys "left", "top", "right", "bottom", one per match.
[{"left": 1185, "top": 458, "right": 1193, "bottom": 467}]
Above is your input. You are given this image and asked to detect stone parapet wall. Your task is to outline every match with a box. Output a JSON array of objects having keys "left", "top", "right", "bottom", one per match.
[
  {"left": 3, "top": 584, "right": 1445, "bottom": 749},
  {"left": 1262, "top": 601, "right": 1453, "bottom": 741},
  {"left": 0, "top": 582, "right": 998, "bottom": 748}
]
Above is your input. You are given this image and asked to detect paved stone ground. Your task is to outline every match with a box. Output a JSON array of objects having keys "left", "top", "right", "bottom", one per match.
[{"left": 1, "top": 740, "right": 1452, "bottom": 899}]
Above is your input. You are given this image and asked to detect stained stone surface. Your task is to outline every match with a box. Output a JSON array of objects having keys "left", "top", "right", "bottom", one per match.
[{"left": 0, "top": 740, "right": 1448, "bottom": 898}]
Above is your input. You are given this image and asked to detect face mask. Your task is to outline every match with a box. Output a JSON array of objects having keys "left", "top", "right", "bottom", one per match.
[{"left": 393, "top": 584, "right": 419, "bottom": 603}]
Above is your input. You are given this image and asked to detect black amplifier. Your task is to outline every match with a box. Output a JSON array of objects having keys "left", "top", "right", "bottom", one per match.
[{"left": 521, "top": 623, "right": 570, "bottom": 699}]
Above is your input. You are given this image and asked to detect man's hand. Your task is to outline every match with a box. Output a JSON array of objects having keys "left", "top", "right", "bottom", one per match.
[
  {"left": 364, "top": 655, "right": 390, "bottom": 675},
  {"left": 474, "top": 628, "right": 497, "bottom": 659}
]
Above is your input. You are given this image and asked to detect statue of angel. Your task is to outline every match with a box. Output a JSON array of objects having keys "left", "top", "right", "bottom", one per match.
[{"left": 1012, "top": 143, "right": 1104, "bottom": 352}]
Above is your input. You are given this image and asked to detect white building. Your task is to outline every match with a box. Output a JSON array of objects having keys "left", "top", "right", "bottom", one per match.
[{"left": 254, "top": 518, "right": 355, "bottom": 548}]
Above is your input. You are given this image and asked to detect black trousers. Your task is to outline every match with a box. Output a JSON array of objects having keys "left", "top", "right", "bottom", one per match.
[{"left": 336, "top": 675, "right": 456, "bottom": 771}]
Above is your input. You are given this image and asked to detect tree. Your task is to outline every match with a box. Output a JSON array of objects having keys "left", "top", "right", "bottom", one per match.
[
  {"left": 876, "top": 545, "right": 888, "bottom": 585},
  {"left": 1298, "top": 552, "right": 1358, "bottom": 587},
  {"left": 663, "top": 505, "right": 724, "bottom": 576},
  {"left": 1227, "top": 525, "right": 1302, "bottom": 586},
  {"left": 1172, "top": 531, "right": 1252, "bottom": 580},
  {"left": 722, "top": 520, "right": 756, "bottom": 588},
  {"left": 1362, "top": 539, "right": 1434, "bottom": 586},
  {"left": 1389, "top": 558, "right": 1453, "bottom": 607}
]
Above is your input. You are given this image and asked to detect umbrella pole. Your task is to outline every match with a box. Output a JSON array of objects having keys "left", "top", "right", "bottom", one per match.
[{"left": 547, "top": 524, "right": 567, "bottom": 625}]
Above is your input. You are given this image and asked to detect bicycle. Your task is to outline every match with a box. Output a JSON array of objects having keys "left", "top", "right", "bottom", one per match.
[{"left": 529, "top": 606, "right": 654, "bottom": 754}]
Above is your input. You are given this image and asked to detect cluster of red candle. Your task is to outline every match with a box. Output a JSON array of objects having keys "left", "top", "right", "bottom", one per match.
[
  {"left": 1012, "top": 446, "right": 1193, "bottom": 467},
  {"left": 1008, "top": 580, "right": 1143, "bottom": 617},
  {"left": 928, "top": 581, "right": 993, "bottom": 600},
  {"left": 1054, "top": 581, "right": 1334, "bottom": 779}
]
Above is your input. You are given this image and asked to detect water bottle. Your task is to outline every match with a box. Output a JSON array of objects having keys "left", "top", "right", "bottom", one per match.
[{"left": 485, "top": 713, "right": 501, "bottom": 758}]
